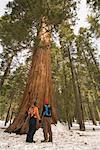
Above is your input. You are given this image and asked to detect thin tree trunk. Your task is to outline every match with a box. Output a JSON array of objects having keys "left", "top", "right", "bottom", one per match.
[
  {"left": 10, "top": 111, "right": 14, "bottom": 125},
  {"left": 82, "top": 49, "right": 99, "bottom": 98},
  {"left": 62, "top": 52, "right": 73, "bottom": 129},
  {"left": 92, "top": 97, "right": 100, "bottom": 122},
  {"left": 87, "top": 97, "right": 97, "bottom": 125},
  {"left": 88, "top": 48, "right": 99, "bottom": 73},
  {"left": 82, "top": 50, "right": 100, "bottom": 122},
  {"left": 0, "top": 55, "right": 14, "bottom": 90},
  {"left": 4, "top": 101, "right": 12, "bottom": 126},
  {"left": 5, "top": 17, "right": 57, "bottom": 134},
  {"left": 67, "top": 43, "right": 85, "bottom": 131},
  {"left": 4, "top": 92, "right": 14, "bottom": 126},
  {"left": 94, "top": 106, "right": 100, "bottom": 123}
]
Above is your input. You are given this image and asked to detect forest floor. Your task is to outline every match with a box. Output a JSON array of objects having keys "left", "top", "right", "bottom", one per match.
[{"left": 0, "top": 120, "right": 100, "bottom": 150}]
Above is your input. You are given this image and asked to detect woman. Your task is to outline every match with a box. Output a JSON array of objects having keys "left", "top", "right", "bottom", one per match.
[{"left": 26, "top": 101, "right": 41, "bottom": 143}]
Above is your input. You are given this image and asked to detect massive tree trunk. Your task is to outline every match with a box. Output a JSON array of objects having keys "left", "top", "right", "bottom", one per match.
[{"left": 5, "top": 18, "right": 57, "bottom": 134}]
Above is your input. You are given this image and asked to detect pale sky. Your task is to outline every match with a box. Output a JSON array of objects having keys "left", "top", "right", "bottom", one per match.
[
  {"left": 0, "top": 0, "right": 12, "bottom": 16},
  {"left": 75, "top": 0, "right": 89, "bottom": 34}
]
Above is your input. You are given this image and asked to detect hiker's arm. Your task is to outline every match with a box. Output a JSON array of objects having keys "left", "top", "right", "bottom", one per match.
[{"left": 36, "top": 107, "right": 41, "bottom": 120}]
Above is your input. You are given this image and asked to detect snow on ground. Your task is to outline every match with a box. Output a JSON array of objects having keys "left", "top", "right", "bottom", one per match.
[{"left": 0, "top": 120, "right": 100, "bottom": 150}]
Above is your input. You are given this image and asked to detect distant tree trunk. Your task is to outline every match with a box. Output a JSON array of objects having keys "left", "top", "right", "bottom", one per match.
[
  {"left": 0, "top": 55, "right": 14, "bottom": 90},
  {"left": 67, "top": 43, "right": 85, "bottom": 131},
  {"left": 82, "top": 50, "right": 100, "bottom": 123},
  {"left": 4, "top": 99, "right": 12, "bottom": 126},
  {"left": 92, "top": 97, "right": 100, "bottom": 122},
  {"left": 88, "top": 48, "right": 99, "bottom": 73},
  {"left": 83, "top": 49, "right": 99, "bottom": 97},
  {"left": 87, "top": 98, "right": 97, "bottom": 125},
  {"left": 5, "top": 17, "right": 57, "bottom": 134},
  {"left": 4, "top": 92, "right": 14, "bottom": 126},
  {"left": 10, "top": 111, "right": 14, "bottom": 125},
  {"left": 94, "top": 106, "right": 100, "bottom": 122},
  {"left": 61, "top": 51, "right": 73, "bottom": 129},
  {"left": 74, "top": 70, "right": 85, "bottom": 130}
]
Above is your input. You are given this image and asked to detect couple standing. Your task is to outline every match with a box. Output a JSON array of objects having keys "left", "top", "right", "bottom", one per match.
[{"left": 26, "top": 99, "right": 52, "bottom": 143}]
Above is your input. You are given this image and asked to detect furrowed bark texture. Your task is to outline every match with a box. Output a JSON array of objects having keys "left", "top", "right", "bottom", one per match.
[{"left": 5, "top": 18, "right": 57, "bottom": 134}]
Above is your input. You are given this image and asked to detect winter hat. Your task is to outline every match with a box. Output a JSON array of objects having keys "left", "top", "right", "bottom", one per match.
[{"left": 45, "top": 99, "right": 49, "bottom": 104}]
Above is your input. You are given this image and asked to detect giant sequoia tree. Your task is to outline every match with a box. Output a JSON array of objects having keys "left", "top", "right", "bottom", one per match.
[{"left": 4, "top": 0, "right": 76, "bottom": 133}]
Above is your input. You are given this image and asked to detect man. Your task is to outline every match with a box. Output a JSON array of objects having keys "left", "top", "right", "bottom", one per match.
[
  {"left": 41, "top": 99, "right": 52, "bottom": 142},
  {"left": 26, "top": 101, "right": 41, "bottom": 143}
]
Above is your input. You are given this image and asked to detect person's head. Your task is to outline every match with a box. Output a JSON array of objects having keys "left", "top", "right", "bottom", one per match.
[
  {"left": 44, "top": 99, "right": 49, "bottom": 105},
  {"left": 30, "top": 99, "right": 38, "bottom": 108}
]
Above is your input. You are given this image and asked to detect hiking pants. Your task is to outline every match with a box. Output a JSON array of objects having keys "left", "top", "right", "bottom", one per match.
[
  {"left": 43, "top": 117, "right": 52, "bottom": 142},
  {"left": 26, "top": 117, "right": 37, "bottom": 142}
]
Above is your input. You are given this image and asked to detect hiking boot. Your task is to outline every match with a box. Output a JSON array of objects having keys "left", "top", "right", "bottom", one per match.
[
  {"left": 48, "top": 137, "right": 53, "bottom": 142},
  {"left": 48, "top": 140, "right": 52, "bottom": 142},
  {"left": 26, "top": 140, "right": 33, "bottom": 143},
  {"left": 26, "top": 140, "right": 35, "bottom": 143},
  {"left": 41, "top": 139, "right": 48, "bottom": 142}
]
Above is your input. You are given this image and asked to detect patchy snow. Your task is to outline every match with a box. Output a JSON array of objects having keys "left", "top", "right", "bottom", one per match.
[{"left": 0, "top": 120, "right": 100, "bottom": 150}]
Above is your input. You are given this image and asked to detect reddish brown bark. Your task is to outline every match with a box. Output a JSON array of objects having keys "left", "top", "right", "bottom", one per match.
[{"left": 5, "top": 18, "right": 57, "bottom": 134}]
